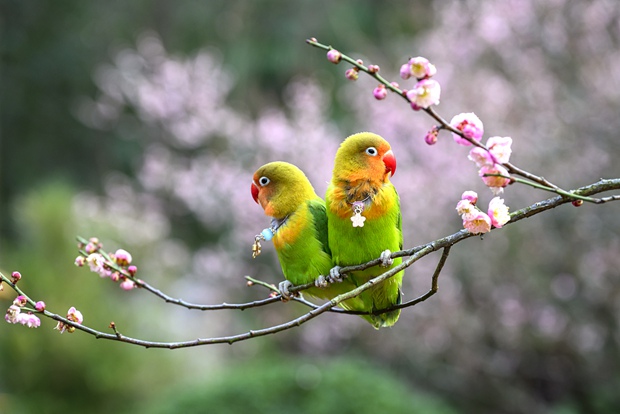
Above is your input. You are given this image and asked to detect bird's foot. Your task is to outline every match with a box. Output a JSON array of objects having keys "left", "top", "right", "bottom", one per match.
[
  {"left": 315, "top": 275, "right": 329, "bottom": 288},
  {"left": 327, "top": 266, "right": 345, "bottom": 283},
  {"left": 380, "top": 250, "right": 394, "bottom": 267},
  {"left": 278, "top": 280, "right": 295, "bottom": 301}
]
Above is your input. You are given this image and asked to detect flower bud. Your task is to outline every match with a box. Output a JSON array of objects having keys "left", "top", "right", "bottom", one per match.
[
  {"left": 373, "top": 85, "right": 387, "bottom": 100},
  {"left": 424, "top": 127, "right": 439, "bottom": 145},
  {"left": 399, "top": 63, "right": 412, "bottom": 80},
  {"left": 119, "top": 279, "right": 136, "bottom": 291},
  {"left": 326, "top": 49, "right": 341, "bottom": 64},
  {"left": 11, "top": 271, "right": 21, "bottom": 284},
  {"left": 345, "top": 68, "right": 359, "bottom": 81},
  {"left": 461, "top": 190, "right": 478, "bottom": 205}
]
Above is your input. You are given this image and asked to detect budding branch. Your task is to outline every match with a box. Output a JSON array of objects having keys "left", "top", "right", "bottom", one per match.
[{"left": 2, "top": 38, "right": 620, "bottom": 348}]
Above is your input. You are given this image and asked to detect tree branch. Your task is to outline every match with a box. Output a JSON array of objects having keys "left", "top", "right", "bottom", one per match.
[{"left": 3, "top": 179, "right": 618, "bottom": 347}]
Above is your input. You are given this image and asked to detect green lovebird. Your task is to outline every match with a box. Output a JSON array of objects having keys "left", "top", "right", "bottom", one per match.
[
  {"left": 251, "top": 161, "right": 364, "bottom": 309},
  {"left": 325, "top": 132, "right": 404, "bottom": 328}
]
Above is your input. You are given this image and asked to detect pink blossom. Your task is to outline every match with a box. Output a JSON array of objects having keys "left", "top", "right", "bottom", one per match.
[
  {"left": 67, "top": 307, "right": 84, "bottom": 325},
  {"left": 127, "top": 265, "right": 138, "bottom": 276},
  {"left": 35, "top": 301, "right": 46, "bottom": 312},
  {"left": 345, "top": 68, "right": 359, "bottom": 81},
  {"left": 74, "top": 256, "right": 86, "bottom": 267},
  {"left": 5, "top": 305, "right": 20, "bottom": 324},
  {"left": 406, "top": 78, "right": 441, "bottom": 109},
  {"left": 468, "top": 147, "right": 495, "bottom": 168},
  {"left": 487, "top": 136, "right": 513, "bottom": 164},
  {"left": 326, "top": 49, "right": 342, "bottom": 64},
  {"left": 463, "top": 211, "right": 492, "bottom": 234},
  {"left": 13, "top": 295, "right": 27, "bottom": 307},
  {"left": 56, "top": 307, "right": 84, "bottom": 334},
  {"left": 86, "top": 253, "right": 112, "bottom": 277},
  {"left": 479, "top": 164, "right": 511, "bottom": 194},
  {"left": 401, "top": 57, "right": 437, "bottom": 80},
  {"left": 456, "top": 199, "right": 477, "bottom": 221},
  {"left": 119, "top": 279, "right": 136, "bottom": 291},
  {"left": 450, "top": 112, "right": 484, "bottom": 145},
  {"left": 113, "top": 249, "right": 133, "bottom": 266},
  {"left": 488, "top": 197, "right": 511, "bottom": 228},
  {"left": 373, "top": 85, "right": 387, "bottom": 100},
  {"left": 461, "top": 190, "right": 478, "bottom": 205},
  {"left": 17, "top": 313, "right": 41, "bottom": 328},
  {"left": 84, "top": 242, "right": 98, "bottom": 254},
  {"left": 367, "top": 64, "right": 380, "bottom": 73}
]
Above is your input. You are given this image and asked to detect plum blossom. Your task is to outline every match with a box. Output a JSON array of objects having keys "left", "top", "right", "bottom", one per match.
[
  {"left": 5, "top": 305, "right": 21, "bottom": 324},
  {"left": 400, "top": 57, "right": 437, "bottom": 80},
  {"left": 468, "top": 136, "right": 513, "bottom": 167},
  {"left": 13, "top": 295, "right": 27, "bottom": 307},
  {"left": 86, "top": 253, "right": 109, "bottom": 277},
  {"left": 67, "top": 307, "right": 84, "bottom": 324},
  {"left": 55, "top": 307, "right": 84, "bottom": 334},
  {"left": 35, "top": 301, "right": 46, "bottom": 312},
  {"left": 406, "top": 79, "right": 441, "bottom": 109},
  {"left": 4, "top": 303, "right": 41, "bottom": 328},
  {"left": 463, "top": 211, "right": 492, "bottom": 234},
  {"left": 479, "top": 164, "right": 512, "bottom": 194},
  {"left": 18, "top": 313, "right": 41, "bottom": 328},
  {"left": 468, "top": 147, "right": 495, "bottom": 168},
  {"left": 488, "top": 197, "right": 511, "bottom": 228},
  {"left": 487, "top": 136, "right": 513, "bottom": 164},
  {"left": 450, "top": 112, "right": 484, "bottom": 145},
  {"left": 456, "top": 199, "right": 477, "bottom": 221},
  {"left": 113, "top": 249, "right": 133, "bottom": 266}
]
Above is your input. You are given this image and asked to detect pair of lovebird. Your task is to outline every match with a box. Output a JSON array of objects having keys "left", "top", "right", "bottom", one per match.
[{"left": 251, "top": 132, "right": 403, "bottom": 329}]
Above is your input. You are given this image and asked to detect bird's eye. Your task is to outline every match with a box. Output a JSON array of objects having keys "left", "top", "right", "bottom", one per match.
[
  {"left": 259, "top": 176, "right": 270, "bottom": 186},
  {"left": 365, "top": 147, "right": 378, "bottom": 156}
]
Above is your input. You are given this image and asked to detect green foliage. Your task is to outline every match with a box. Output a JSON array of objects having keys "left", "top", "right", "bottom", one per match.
[{"left": 141, "top": 357, "right": 458, "bottom": 414}]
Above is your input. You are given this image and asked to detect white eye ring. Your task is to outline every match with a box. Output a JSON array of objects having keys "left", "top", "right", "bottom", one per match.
[
  {"left": 366, "top": 147, "right": 378, "bottom": 156},
  {"left": 259, "top": 176, "right": 270, "bottom": 186}
]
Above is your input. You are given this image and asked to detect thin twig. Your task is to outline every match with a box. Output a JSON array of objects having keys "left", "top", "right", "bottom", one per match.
[{"left": 306, "top": 39, "right": 579, "bottom": 194}]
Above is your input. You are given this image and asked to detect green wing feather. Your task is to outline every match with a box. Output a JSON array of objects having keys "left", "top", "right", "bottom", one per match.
[{"left": 307, "top": 198, "right": 331, "bottom": 257}]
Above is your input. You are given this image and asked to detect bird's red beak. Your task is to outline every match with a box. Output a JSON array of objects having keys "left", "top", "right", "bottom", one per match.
[
  {"left": 251, "top": 182, "right": 259, "bottom": 204},
  {"left": 383, "top": 149, "right": 397, "bottom": 177}
]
